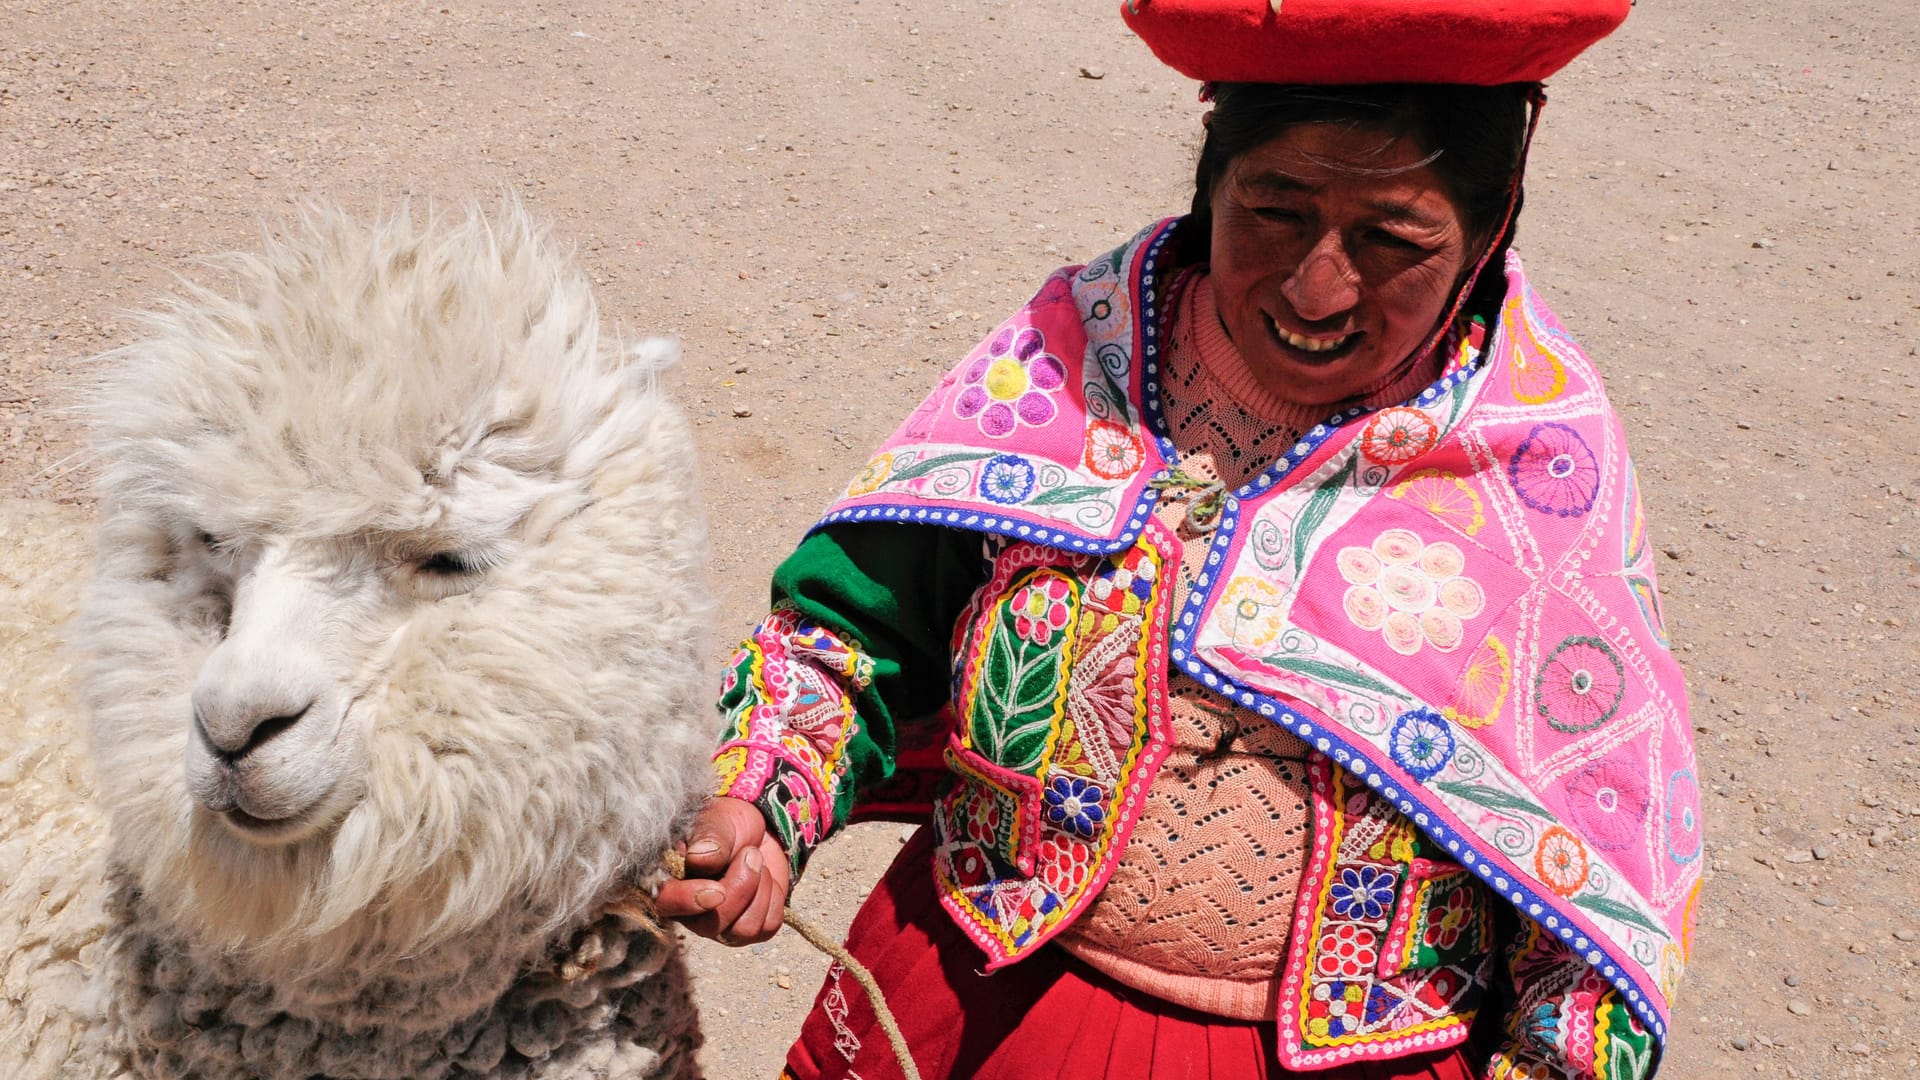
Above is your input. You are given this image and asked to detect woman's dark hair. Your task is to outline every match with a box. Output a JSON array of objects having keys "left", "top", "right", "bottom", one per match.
[{"left": 1184, "top": 82, "right": 1537, "bottom": 317}]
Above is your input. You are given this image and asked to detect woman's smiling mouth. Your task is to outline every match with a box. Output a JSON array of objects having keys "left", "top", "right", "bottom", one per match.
[{"left": 1265, "top": 313, "right": 1356, "bottom": 355}]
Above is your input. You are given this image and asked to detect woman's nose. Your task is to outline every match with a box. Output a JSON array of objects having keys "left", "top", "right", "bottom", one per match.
[{"left": 1280, "top": 232, "right": 1361, "bottom": 322}]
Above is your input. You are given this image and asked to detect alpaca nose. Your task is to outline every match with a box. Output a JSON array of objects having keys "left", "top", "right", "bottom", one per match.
[{"left": 192, "top": 692, "right": 314, "bottom": 761}]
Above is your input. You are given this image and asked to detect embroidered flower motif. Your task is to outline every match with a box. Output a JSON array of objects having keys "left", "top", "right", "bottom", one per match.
[
  {"left": 1010, "top": 575, "right": 1074, "bottom": 646},
  {"left": 1423, "top": 884, "right": 1479, "bottom": 951},
  {"left": 1038, "top": 834, "right": 1095, "bottom": 897},
  {"left": 1508, "top": 422, "right": 1600, "bottom": 517},
  {"left": 1215, "top": 576, "right": 1288, "bottom": 652},
  {"left": 1336, "top": 545, "right": 1381, "bottom": 584},
  {"left": 1042, "top": 775, "right": 1109, "bottom": 839},
  {"left": 961, "top": 787, "right": 1005, "bottom": 846},
  {"left": 1564, "top": 757, "right": 1651, "bottom": 852},
  {"left": 977, "top": 453, "right": 1037, "bottom": 505},
  {"left": 1308, "top": 980, "right": 1366, "bottom": 1038},
  {"left": 1339, "top": 530, "right": 1483, "bottom": 655},
  {"left": 953, "top": 325, "right": 1067, "bottom": 438},
  {"left": 1343, "top": 586, "right": 1388, "bottom": 634},
  {"left": 1358, "top": 407, "right": 1440, "bottom": 466},
  {"left": 1329, "top": 865, "right": 1397, "bottom": 922},
  {"left": 1315, "top": 924, "right": 1381, "bottom": 980},
  {"left": 846, "top": 451, "right": 894, "bottom": 497},
  {"left": 1445, "top": 635, "right": 1511, "bottom": 729},
  {"left": 1534, "top": 826, "right": 1591, "bottom": 897},
  {"left": 1389, "top": 468, "right": 1487, "bottom": 537},
  {"left": 1389, "top": 708, "right": 1455, "bottom": 781},
  {"left": 1373, "top": 527, "right": 1423, "bottom": 565},
  {"left": 1664, "top": 769, "right": 1703, "bottom": 865},
  {"left": 949, "top": 843, "right": 994, "bottom": 889},
  {"left": 1083, "top": 419, "right": 1144, "bottom": 480},
  {"left": 1086, "top": 554, "right": 1155, "bottom": 613},
  {"left": 1533, "top": 635, "right": 1627, "bottom": 734}
]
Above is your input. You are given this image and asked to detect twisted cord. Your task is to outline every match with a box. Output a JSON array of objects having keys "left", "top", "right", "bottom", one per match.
[{"left": 655, "top": 849, "right": 923, "bottom": 1080}]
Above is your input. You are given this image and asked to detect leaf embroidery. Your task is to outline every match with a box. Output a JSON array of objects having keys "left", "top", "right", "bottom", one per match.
[
  {"left": 1027, "top": 484, "right": 1113, "bottom": 506},
  {"left": 887, "top": 451, "right": 984, "bottom": 483},
  {"left": 1292, "top": 454, "right": 1357, "bottom": 574},
  {"left": 1573, "top": 894, "right": 1668, "bottom": 938},
  {"left": 1431, "top": 780, "right": 1552, "bottom": 821},
  {"left": 1265, "top": 655, "right": 1403, "bottom": 699},
  {"left": 968, "top": 591, "right": 1070, "bottom": 774},
  {"left": 1444, "top": 376, "right": 1472, "bottom": 429}
]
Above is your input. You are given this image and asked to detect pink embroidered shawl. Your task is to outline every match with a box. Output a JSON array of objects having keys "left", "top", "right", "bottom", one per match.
[{"left": 820, "top": 219, "right": 1700, "bottom": 1044}]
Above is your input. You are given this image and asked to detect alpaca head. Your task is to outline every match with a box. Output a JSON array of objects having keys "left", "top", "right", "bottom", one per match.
[{"left": 78, "top": 201, "right": 712, "bottom": 986}]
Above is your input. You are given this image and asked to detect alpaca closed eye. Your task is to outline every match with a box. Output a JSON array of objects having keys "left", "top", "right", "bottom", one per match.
[
  {"left": 417, "top": 552, "right": 478, "bottom": 576},
  {"left": 410, "top": 551, "right": 490, "bottom": 601}
]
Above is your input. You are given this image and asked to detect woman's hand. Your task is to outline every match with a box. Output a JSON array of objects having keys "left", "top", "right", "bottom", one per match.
[{"left": 655, "top": 796, "right": 791, "bottom": 945}]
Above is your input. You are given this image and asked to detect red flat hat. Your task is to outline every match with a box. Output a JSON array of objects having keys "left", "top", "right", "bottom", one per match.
[{"left": 1121, "top": 0, "right": 1629, "bottom": 86}]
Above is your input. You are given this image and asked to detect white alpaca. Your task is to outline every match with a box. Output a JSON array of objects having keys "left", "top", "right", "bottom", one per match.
[{"left": 0, "top": 203, "right": 715, "bottom": 1078}]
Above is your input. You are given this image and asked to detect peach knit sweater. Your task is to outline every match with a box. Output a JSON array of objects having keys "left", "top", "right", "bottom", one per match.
[{"left": 1055, "top": 269, "right": 1446, "bottom": 1020}]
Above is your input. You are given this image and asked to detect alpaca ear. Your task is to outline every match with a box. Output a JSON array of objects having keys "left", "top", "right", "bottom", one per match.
[{"left": 627, "top": 336, "right": 681, "bottom": 375}]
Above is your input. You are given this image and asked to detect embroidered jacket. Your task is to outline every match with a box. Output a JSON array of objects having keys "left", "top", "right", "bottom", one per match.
[{"left": 714, "top": 219, "right": 1698, "bottom": 1076}]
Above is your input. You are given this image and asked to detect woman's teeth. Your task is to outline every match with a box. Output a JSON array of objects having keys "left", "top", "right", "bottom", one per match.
[{"left": 1268, "top": 316, "right": 1352, "bottom": 353}]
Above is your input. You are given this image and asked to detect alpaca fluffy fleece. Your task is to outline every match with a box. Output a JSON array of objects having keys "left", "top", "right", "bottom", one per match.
[
  {"left": 1, "top": 202, "right": 715, "bottom": 1077},
  {"left": 0, "top": 500, "right": 118, "bottom": 1076}
]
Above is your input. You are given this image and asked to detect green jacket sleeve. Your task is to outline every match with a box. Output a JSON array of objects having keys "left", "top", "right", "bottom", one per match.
[{"left": 712, "top": 523, "right": 988, "bottom": 873}]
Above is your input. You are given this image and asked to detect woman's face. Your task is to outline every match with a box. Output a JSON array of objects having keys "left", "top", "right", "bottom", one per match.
[{"left": 1208, "top": 123, "right": 1475, "bottom": 408}]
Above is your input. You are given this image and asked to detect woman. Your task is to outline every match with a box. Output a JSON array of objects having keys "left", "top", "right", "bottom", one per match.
[{"left": 659, "top": 3, "right": 1699, "bottom": 1077}]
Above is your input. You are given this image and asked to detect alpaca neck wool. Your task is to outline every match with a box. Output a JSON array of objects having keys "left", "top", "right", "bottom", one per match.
[{"left": 103, "top": 872, "right": 700, "bottom": 1078}]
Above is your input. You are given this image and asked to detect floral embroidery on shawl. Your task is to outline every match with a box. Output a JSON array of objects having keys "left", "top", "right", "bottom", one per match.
[{"left": 820, "top": 223, "right": 1177, "bottom": 554}]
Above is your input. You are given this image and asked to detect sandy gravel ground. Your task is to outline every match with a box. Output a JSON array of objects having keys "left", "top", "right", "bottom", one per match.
[{"left": 4, "top": 1, "right": 1918, "bottom": 1077}]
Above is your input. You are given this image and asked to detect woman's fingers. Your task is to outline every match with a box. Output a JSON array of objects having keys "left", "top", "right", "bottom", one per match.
[
  {"left": 661, "top": 835, "right": 792, "bottom": 944},
  {"left": 702, "top": 842, "right": 772, "bottom": 937},
  {"left": 657, "top": 798, "right": 793, "bottom": 944},
  {"left": 655, "top": 874, "right": 732, "bottom": 921},
  {"left": 727, "top": 837, "right": 792, "bottom": 943},
  {"left": 657, "top": 797, "right": 766, "bottom": 923}
]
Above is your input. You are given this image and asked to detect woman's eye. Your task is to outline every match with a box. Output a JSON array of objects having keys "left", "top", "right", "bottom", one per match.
[
  {"left": 1253, "top": 207, "right": 1302, "bottom": 224},
  {"left": 1368, "top": 229, "right": 1427, "bottom": 252}
]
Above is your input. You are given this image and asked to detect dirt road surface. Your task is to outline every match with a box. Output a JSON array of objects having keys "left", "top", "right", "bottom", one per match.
[{"left": 4, "top": 1, "right": 1917, "bottom": 1076}]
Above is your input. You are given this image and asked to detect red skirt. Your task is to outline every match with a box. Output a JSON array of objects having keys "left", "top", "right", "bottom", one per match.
[{"left": 781, "top": 828, "right": 1484, "bottom": 1080}]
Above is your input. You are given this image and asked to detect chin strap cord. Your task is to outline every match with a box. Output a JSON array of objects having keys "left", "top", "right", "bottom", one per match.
[{"left": 641, "top": 848, "right": 923, "bottom": 1080}]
